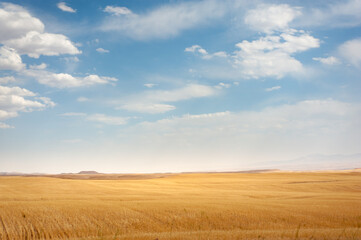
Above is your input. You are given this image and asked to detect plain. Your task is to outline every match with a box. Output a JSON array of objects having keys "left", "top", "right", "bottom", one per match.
[{"left": 0, "top": 171, "right": 360, "bottom": 239}]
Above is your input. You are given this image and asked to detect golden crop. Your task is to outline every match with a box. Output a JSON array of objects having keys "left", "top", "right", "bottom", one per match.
[{"left": 0, "top": 171, "right": 360, "bottom": 239}]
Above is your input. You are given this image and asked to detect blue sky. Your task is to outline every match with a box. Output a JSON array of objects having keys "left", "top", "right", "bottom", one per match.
[{"left": 0, "top": 0, "right": 360, "bottom": 173}]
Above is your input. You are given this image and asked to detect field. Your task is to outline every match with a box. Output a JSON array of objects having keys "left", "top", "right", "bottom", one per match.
[{"left": 0, "top": 171, "right": 360, "bottom": 239}]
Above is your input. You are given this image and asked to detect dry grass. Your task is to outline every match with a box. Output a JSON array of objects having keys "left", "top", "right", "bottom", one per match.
[{"left": 0, "top": 171, "right": 360, "bottom": 239}]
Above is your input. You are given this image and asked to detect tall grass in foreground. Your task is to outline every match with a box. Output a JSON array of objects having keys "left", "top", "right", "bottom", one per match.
[{"left": 0, "top": 172, "right": 360, "bottom": 239}]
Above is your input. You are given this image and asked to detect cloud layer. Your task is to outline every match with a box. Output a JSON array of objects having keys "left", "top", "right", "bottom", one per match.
[
  {"left": 101, "top": 0, "right": 226, "bottom": 40},
  {"left": 117, "top": 84, "right": 219, "bottom": 113},
  {"left": 120, "top": 99, "right": 361, "bottom": 167},
  {"left": 24, "top": 70, "right": 118, "bottom": 88}
]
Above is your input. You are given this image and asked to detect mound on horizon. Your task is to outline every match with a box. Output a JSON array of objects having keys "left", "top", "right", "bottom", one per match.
[{"left": 77, "top": 171, "right": 100, "bottom": 175}]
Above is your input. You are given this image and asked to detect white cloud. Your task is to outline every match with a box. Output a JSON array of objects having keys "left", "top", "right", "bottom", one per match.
[
  {"left": 235, "top": 32, "right": 320, "bottom": 55},
  {"left": 29, "top": 63, "right": 47, "bottom": 70},
  {"left": 312, "top": 56, "right": 340, "bottom": 65},
  {"left": 0, "top": 122, "right": 14, "bottom": 129},
  {"left": 0, "top": 76, "right": 15, "bottom": 84},
  {"left": 100, "top": 0, "right": 226, "bottom": 40},
  {"left": 24, "top": 69, "right": 117, "bottom": 88},
  {"left": 57, "top": 2, "right": 76, "bottom": 13},
  {"left": 0, "top": 85, "right": 55, "bottom": 123},
  {"left": 216, "top": 82, "right": 231, "bottom": 89},
  {"left": 146, "top": 84, "right": 217, "bottom": 102},
  {"left": 0, "top": 85, "right": 35, "bottom": 97},
  {"left": 0, "top": 3, "right": 80, "bottom": 59},
  {"left": 0, "top": 46, "right": 25, "bottom": 71},
  {"left": 185, "top": 45, "right": 207, "bottom": 54},
  {"left": 117, "top": 84, "right": 219, "bottom": 114},
  {"left": 230, "top": 32, "right": 319, "bottom": 79},
  {"left": 299, "top": 0, "right": 361, "bottom": 28},
  {"left": 0, "top": 3, "right": 44, "bottom": 42},
  {"left": 4, "top": 31, "right": 81, "bottom": 58},
  {"left": 338, "top": 38, "right": 361, "bottom": 67},
  {"left": 86, "top": 114, "right": 127, "bottom": 125},
  {"left": 104, "top": 6, "right": 132, "bottom": 15},
  {"left": 96, "top": 48, "right": 109, "bottom": 53},
  {"left": 265, "top": 86, "right": 281, "bottom": 92},
  {"left": 62, "top": 112, "right": 127, "bottom": 125},
  {"left": 144, "top": 83, "right": 156, "bottom": 88},
  {"left": 213, "top": 51, "right": 228, "bottom": 58},
  {"left": 185, "top": 45, "right": 228, "bottom": 60},
  {"left": 245, "top": 4, "right": 301, "bottom": 33},
  {"left": 187, "top": 4, "right": 320, "bottom": 79},
  {"left": 0, "top": 109, "right": 17, "bottom": 119},
  {"left": 120, "top": 103, "right": 176, "bottom": 114}
]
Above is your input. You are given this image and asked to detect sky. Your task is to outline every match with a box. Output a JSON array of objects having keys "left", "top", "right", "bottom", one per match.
[{"left": 0, "top": 0, "right": 360, "bottom": 173}]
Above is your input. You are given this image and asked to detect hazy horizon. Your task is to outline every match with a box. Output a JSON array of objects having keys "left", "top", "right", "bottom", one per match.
[{"left": 1, "top": 0, "right": 361, "bottom": 173}]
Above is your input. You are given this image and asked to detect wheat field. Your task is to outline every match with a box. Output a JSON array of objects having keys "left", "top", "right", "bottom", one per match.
[{"left": 0, "top": 171, "right": 360, "bottom": 239}]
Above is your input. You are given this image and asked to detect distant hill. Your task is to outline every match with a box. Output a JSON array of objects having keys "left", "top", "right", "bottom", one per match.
[
  {"left": 77, "top": 171, "right": 100, "bottom": 174},
  {"left": 255, "top": 153, "right": 361, "bottom": 171},
  {"left": 0, "top": 172, "right": 25, "bottom": 176}
]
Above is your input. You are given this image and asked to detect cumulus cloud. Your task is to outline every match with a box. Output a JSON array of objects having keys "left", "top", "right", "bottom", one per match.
[
  {"left": 57, "top": 2, "right": 76, "bottom": 13},
  {"left": 4, "top": 31, "right": 81, "bottom": 58},
  {"left": 245, "top": 4, "right": 301, "bottom": 33},
  {"left": 312, "top": 56, "right": 340, "bottom": 65},
  {"left": 104, "top": 6, "right": 132, "bottom": 15},
  {"left": 117, "top": 84, "right": 219, "bottom": 114},
  {"left": 237, "top": 5, "right": 319, "bottom": 78},
  {"left": 0, "top": 46, "right": 25, "bottom": 71},
  {"left": 0, "top": 3, "right": 80, "bottom": 59},
  {"left": 24, "top": 69, "right": 117, "bottom": 88},
  {"left": 234, "top": 32, "right": 319, "bottom": 78},
  {"left": 338, "top": 38, "right": 361, "bottom": 67},
  {"left": 100, "top": 0, "right": 226, "bottom": 40},
  {"left": 0, "top": 85, "right": 55, "bottom": 125},
  {"left": 0, "top": 3, "right": 44, "bottom": 42},
  {"left": 186, "top": 4, "right": 320, "bottom": 79},
  {"left": 187, "top": 31, "right": 320, "bottom": 79},
  {"left": 96, "top": 48, "right": 109, "bottom": 53}
]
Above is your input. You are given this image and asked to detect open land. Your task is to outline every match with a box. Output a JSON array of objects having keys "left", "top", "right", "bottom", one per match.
[{"left": 0, "top": 170, "right": 360, "bottom": 239}]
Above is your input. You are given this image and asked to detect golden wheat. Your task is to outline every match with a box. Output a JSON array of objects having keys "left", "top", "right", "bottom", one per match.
[{"left": 0, "top": 171, "right": 360, "bottom": 239}]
